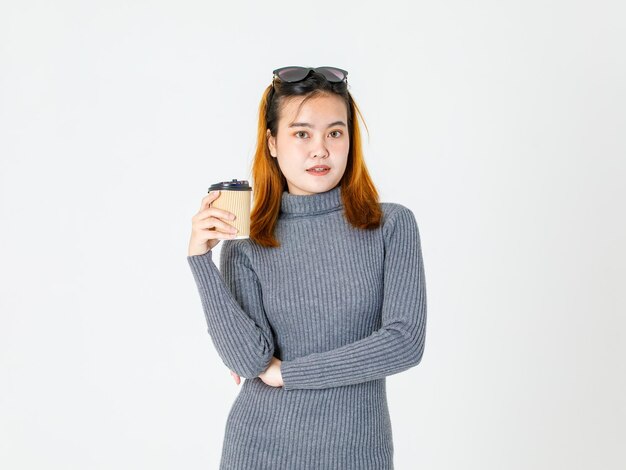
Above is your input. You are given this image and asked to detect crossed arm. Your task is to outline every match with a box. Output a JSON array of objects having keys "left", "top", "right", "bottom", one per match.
[{"left": 187, "top": 206, "right": 427, "bottom": 390}]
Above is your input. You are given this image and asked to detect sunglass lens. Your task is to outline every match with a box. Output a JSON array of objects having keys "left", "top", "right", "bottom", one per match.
[
  {"left": 276, "top": 67, "right": 310, "bottom": 82},
  {"left": 316, "top": 67, "right": 346, "bottom": 82}
]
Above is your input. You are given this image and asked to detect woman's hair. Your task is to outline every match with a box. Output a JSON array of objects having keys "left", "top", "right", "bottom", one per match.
[{"left": 249, "top": 70, "right": 383, "bottom": 248}]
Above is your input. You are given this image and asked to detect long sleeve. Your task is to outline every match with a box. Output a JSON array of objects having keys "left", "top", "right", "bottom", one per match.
[
  {"left": 187, "top": 240, "right": 275, "bottom": 379},
  {"left": 279, "top": 206, "right": 427, "bottom": 390}
]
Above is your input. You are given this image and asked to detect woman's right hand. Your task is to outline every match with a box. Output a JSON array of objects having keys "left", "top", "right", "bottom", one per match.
[
  {"left": 188, "top": 190, "right": 239, "bottom": 256},
  {"left": 230, "top": 370, "right": 241, "bottom": 385}
]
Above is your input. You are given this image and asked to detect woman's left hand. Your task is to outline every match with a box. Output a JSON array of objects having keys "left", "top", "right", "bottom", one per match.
[
  {"left": 229, "top": 356, "right": 284, "bottom": 388},
  {"left": 258, "top": 356, "right": 284, "bottom": 387}
]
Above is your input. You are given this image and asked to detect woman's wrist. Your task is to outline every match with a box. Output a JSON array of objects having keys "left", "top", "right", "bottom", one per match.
[{"left": 188, "top": 247, "right": 211, "bottom": 257}]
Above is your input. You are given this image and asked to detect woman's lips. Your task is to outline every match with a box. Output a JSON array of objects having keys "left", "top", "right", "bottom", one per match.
[{"left": 306, "top": 168, "right": 330, "bottom": 176}]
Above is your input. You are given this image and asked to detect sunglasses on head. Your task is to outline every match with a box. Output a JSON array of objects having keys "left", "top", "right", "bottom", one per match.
[{"left": 272, "top": 66, "right": 349, "bottom": 84}]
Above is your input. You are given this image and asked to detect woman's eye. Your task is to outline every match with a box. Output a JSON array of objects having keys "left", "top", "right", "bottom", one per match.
[{"left": 295, "top": 130, "right": 342, "bottom": 138}]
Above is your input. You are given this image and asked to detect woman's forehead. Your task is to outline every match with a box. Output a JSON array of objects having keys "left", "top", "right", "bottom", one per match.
[{"left": 279, "top": 94, "right": 347, "bottom": 125}]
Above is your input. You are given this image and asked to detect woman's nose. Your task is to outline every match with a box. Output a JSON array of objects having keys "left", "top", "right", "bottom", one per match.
[{"left": 311, "top": 139, "right": 329, "bottom": 158}]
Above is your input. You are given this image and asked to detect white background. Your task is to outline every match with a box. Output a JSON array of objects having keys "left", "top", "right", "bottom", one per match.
[{"left": 1, "top": 1, "right": 625, "bottom": 469}]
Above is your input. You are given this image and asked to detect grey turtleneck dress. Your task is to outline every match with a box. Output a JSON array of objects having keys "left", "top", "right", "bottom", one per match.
[{"left": 187, "top": 185, "right": 427, "bottom": 469}]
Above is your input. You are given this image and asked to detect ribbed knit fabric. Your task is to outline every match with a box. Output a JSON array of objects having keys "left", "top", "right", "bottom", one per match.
[{"left": 187, "top": 185, "right": 427, "bottom": 469}]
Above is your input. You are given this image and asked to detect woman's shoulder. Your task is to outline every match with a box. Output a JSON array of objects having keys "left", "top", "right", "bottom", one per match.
[
  {"left": 379, "top": 201, "right": 420, "bottom": 237},
  {"left": 380, "top": 201, "right": 416, "bottom": 221},
  {"left": 219, "top": 238, "right": 253, "bottom": 262}
]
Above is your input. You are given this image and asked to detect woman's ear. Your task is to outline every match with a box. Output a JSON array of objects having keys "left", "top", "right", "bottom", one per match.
[{"left": 267, "top": 129, "right": 277, "bottom": 158}]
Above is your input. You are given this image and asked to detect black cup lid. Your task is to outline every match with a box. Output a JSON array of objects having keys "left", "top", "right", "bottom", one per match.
[{"left": 209, "top": 179, "right": 252, "bottom": 192}]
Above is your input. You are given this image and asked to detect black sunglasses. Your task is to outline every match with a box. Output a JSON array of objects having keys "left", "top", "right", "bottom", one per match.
[{"left": 272, "top": 66, "right": 348, "bottom": 84}]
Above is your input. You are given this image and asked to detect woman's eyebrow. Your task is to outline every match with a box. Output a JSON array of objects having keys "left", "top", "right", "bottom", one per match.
[{"left": 288, "top": 121, "right": 347, "bottom": 128}]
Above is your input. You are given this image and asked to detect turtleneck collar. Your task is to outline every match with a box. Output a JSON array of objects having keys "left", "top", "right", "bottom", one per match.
[{"left": 279, "top": 185, "right": 343, "bottom": 218}]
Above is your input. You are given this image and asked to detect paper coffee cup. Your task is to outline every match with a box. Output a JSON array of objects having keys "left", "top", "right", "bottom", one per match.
[{"left": 208, "top": 179, "right": 252, "bottom": 239}]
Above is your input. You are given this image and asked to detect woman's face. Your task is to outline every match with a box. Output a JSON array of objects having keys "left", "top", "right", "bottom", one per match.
[{"left": 267, "top": 93, "right": 350, "bottom": 195}]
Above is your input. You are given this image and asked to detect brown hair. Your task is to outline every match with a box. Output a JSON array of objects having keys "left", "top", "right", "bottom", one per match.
[{"left": 249, "top": 70, "right": 382, "bottom": 248}]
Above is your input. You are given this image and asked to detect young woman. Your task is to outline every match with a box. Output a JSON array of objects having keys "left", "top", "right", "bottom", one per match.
[{"left": 187, "top": 66, "right": 427, "bottom": 469}]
